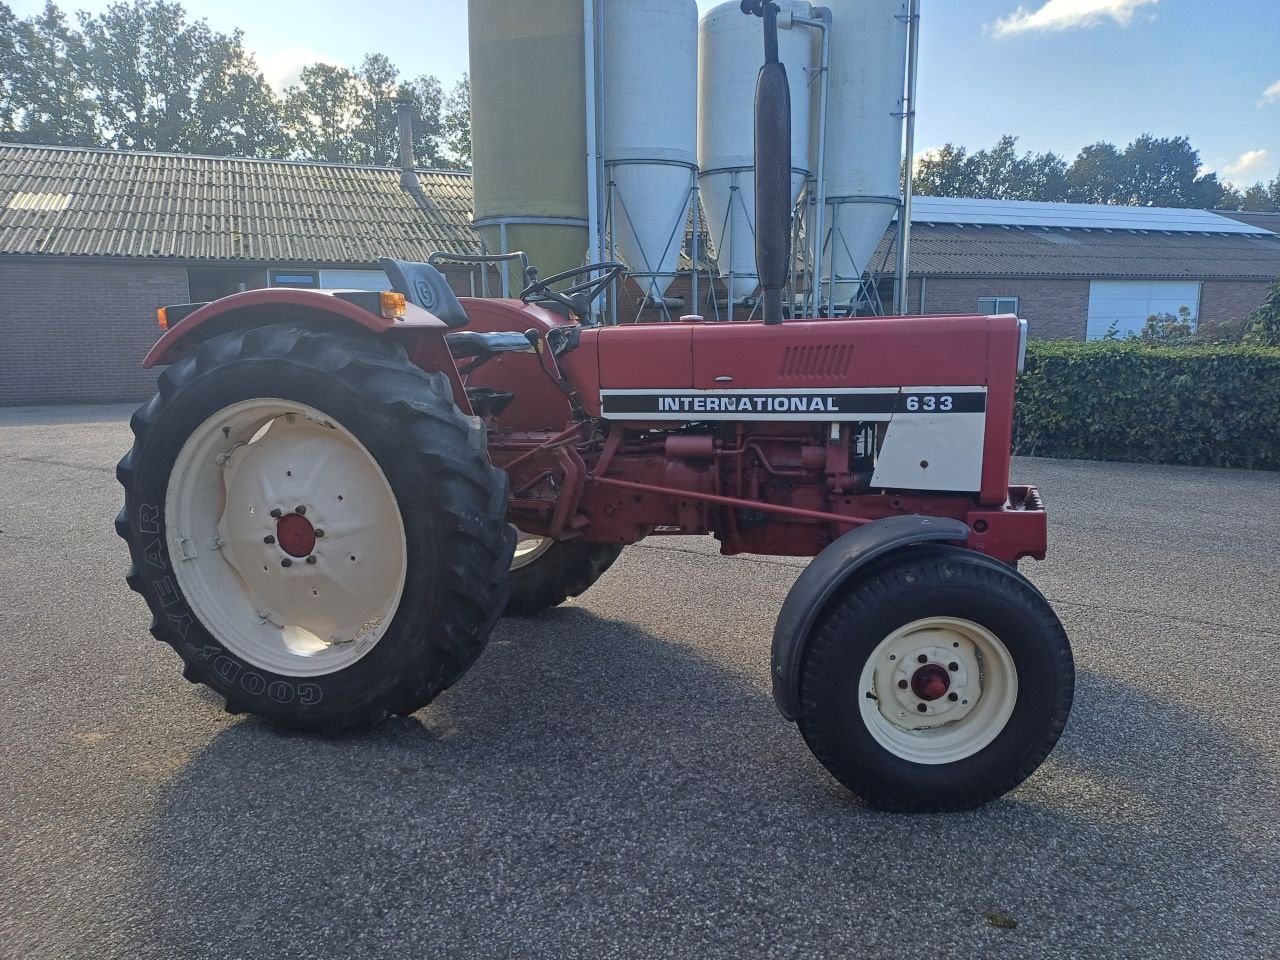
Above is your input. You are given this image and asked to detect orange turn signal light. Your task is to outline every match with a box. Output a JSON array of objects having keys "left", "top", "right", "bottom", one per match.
[
  {"left": 380, "top": 291, "right": 407, "bottom": 319},
  {"left": 157, "top": 306, "right": 169, "bottom": 330}
]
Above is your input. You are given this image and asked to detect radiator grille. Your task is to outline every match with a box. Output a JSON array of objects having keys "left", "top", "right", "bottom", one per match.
[{"left": 778, "top": 344, "right": 853, "bottom": 380}]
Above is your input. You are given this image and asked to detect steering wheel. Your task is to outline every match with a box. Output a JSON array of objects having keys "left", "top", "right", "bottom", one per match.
[{"left": 520, "top": 261, "right": 627, "bottom": 318}]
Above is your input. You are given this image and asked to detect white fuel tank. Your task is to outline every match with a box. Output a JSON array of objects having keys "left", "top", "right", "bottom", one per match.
[
  {"left": 697, "top": 0, "right": 815, "bottom": 306},
  {"left": 603, "top": 0, "right": 699, "bottom": 303}
]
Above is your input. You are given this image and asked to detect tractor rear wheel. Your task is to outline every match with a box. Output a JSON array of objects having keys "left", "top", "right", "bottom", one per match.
[
  {"left": 797, "top": 547, "right": 1073, "bottom": 812},
  {"left": 504, "top": 531, "right": 622, "bottom": 616},
  {"left": 116, "top": 325, "right": 515, "bottom": 732}
]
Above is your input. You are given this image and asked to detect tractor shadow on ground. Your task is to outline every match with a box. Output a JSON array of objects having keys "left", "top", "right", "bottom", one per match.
[{"left": 132, "top": 607, "right": 1279, "bottom": 960}]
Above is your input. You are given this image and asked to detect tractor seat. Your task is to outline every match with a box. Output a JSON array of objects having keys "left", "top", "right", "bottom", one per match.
[
  {"left": 444, "top": 330, "right": 535, "bottom": 359},
  {"left": 381, "top": 256, "right": 537, "bottom": 361},
  {"left": 379, "top": 257, "right": 470, "bottom": 328}
]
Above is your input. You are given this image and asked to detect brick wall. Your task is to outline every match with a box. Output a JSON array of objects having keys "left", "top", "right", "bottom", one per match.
[
  {"left": 906, "top": 276, "right": 1089, "bottom": 340},
  {"left": 0, "top": 260, "right": 189, "bottom": 405},
  {"left": 1199, "top": 280, "right": 1272, "bottom": 326}
]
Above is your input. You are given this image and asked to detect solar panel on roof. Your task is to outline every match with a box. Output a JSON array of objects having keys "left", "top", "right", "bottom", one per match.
[{"left": 903, "top": 196, "right": 1271, "bottom": 235}]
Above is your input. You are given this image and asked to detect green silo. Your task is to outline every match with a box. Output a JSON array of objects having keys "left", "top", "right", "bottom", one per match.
[{"left": 468, "top": 0, "right": 589, "bottom": 285}]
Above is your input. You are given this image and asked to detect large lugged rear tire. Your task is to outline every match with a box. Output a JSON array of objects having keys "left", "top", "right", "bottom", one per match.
[
  {"left": 797, "top": 547, "right": 1073, "bottom": 812},
  {"left": 115, "top": 325, "right": 515, "bottom": 732},
  {"left": 504, "top": 532, "right": 622, "bottom": 616}
]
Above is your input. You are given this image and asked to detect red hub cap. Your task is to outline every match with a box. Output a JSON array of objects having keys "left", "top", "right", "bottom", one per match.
[
  {"left": 911, "top": 664, "right": 951, "bottom": 702},
  {"left": 276, "top": 512, "right": 316, "bottom": 558}
]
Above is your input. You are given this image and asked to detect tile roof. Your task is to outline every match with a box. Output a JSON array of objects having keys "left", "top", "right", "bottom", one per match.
[
  {"left": 0, "top": 142, "right": 480, "bottom": 263},
  {"left": 4, "top": 143, "right": 1278, "bottom": 283},
  {"left": 871, "top": 221, "right": 1280, "bottom": 281}
]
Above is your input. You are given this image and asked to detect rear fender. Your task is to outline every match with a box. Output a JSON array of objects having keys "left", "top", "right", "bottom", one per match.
[
  {"left": 142, "top": 288, "right": 471, "bottom": 412},
  {"left": 771, "top": 515, "right": 971, "bottom": 721}
]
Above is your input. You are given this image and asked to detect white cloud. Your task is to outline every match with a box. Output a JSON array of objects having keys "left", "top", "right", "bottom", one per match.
[
  {"left": 1260, "top": 79, "right": 1280, "bottom": 107},
  {"left": 991, "top": 0, "right": 1158, "bottom": 36},
  {"left": 255, "top": 47, "right": 346, "bottom": 93},
  {"left": 1220, "top": 149, "right": 1270, "bottom": 182}
]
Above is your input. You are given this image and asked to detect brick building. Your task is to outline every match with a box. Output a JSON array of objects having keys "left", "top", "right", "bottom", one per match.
[
  {"left": 0, "top": 143, "right": 482, "bottom": 404},
  {"left": 3, "top": 144, "right": 1279, "bottom": 404},
  {"left": 871, "top": 197, "right": 1280, "bottom": 340}
]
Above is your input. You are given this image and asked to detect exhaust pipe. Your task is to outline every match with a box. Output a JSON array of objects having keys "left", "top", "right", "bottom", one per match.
[{"left": 742, "top": 0, "right": 791, "bottom": 326}]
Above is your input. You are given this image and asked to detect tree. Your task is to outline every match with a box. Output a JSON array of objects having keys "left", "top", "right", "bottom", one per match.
[
  {"left": 71, "top": 0, "right": 283, "bottom": 155},
  {"left": 4, "top": 1, "right": 97, "bottom": 145},
  {"left": 1, "top": 1, "right": 466, "bottom": 165},
  {"left": 1245, "top": 278, "right": 1280, "bottom": 346},
  {"left": 350, "top": 53, "right": 402, "bottom": 166},
  {"left": 284, "top": 58, "right": 444, "bottom": 166},
  {"left": 914, "top": 136, "right": 1067, "bottom": 202},
  {"left": 1133, "top": 306, "right": 1196, "bottom": 344},
  {"left": 1116, "top": 134, "right": 1223, "bottom": 208},
  {"left": 398, "top": 73, "right": 445, "bottom": 167},
  {"left": 1238, "top": 182, "right": 1277, "bottom": 212},
  {"left": 187, "top": 33, "right": 287, "bottom": 157},
  {"left": 441, "top": 73, "right": 471, "bottom": 169},
  {"left": 1066, "top": 142, "right": 1126, "bottom": 203},
  {"left": 284, "top": 62, "right": 362, "bottom": 162},
  {"left": 914, "top": 143, "right": 977, "bottom": 198},
  {"left": 1218, "top": 182, "right": 1245, "bottom": 210},
  {"left": 1, "top": 3, "right": 17, "bottom": 135}
]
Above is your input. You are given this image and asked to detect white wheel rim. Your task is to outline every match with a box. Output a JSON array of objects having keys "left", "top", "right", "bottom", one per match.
[
  {"left": 165, "top": 398, "right": 408, "bottom": 677},
  {"left": 509, "top": 526, "right": 553, "bottom": 570},
  {"left": 857, "top": 616, "right": 1018, "bottom": 765}
]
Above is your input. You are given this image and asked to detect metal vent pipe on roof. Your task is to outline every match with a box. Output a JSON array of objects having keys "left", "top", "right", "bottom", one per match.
[{"left": 395, "top": 97, "right": 415, "bottom": 189}]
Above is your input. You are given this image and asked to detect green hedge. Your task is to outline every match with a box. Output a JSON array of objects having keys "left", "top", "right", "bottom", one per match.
[{"left": 1013, "top": 341, "right": 1280, "bottom": 469}]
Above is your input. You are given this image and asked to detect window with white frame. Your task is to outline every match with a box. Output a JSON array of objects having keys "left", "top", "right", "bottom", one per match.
[{"left": 978, "top": 296, "right": 1019, "bottom": 315}]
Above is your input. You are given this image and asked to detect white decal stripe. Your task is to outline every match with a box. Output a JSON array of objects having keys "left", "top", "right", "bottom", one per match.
[{"left": 599, "top": 387, "right": 988, "bottom": 423}]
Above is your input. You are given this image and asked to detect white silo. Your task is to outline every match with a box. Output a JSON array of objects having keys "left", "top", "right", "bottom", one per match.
[
  {"left": 603, "top": 0, "right": 698, "bottom": 306},
  {"left": 821, "top": 0, "right": 909, "bottom": 310},
  {"left": 698, "top": 0, "right": 816, "bottom": 306}
]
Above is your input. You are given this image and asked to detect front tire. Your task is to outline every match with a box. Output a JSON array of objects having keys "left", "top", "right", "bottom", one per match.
[
  {"left": 504, "top": 532, "right": 622, "bottom": 616},
  {"left": 116, "top": 325, "right": 515, "bottom": 732},
  {"left": 798, "top": 547, "right": 1073, "bottom": 812}
]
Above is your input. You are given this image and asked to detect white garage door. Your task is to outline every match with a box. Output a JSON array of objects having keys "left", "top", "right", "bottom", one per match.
[
  {"left": 318, "top": 268, "right": 387, "bottom": 291},
  {"left": 1086, "top": 281, "right": 1200, "bottom": 340}
]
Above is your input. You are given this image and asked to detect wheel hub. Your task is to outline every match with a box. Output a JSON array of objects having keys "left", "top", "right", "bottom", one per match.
[
  {"left": 910, "top": 663, "right": 951, "bottom": 701},
  {"left": 275, "top": 511, "right": 316, "bottom": 558},
  {"left": 856, "top": 616, "right": 1020, "bottom": 765}
]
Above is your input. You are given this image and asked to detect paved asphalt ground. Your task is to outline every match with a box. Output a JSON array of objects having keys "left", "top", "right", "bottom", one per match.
[{"left": 1, "top": 403, "right": 1278, "bottom": 960}]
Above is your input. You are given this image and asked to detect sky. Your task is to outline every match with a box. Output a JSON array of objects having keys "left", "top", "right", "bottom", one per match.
[{"left": 9, "top": 0, "right": 1280, "bottom": 186}]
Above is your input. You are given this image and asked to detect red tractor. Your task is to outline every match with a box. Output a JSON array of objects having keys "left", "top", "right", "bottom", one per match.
[{"left": 116, "top": 3, "right": 1072, "bottom": 812}]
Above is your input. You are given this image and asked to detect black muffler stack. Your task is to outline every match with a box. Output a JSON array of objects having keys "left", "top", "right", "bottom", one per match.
[{"left": 742, "top": 0, "right": 791, "bottom": 325}]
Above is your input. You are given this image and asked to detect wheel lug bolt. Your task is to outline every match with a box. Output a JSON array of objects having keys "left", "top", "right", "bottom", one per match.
[
  {"left": 917, "top": 654, "right": 928, "bottom": 664},
  {"left": 269, "top": 508, "right": 282, "bottom": 518},
  {"left": 916, "top": 703, "right": 928, "bottom": 713},
  {"left": 948, "top": 692, "right": 959, "bottom": 701},
  {"left": 897, "top": 679, "right": 908, "bottom": 689},
  {"left": 263, "top": 535, "right": 275, "bottom": 544},
  {"left": 305, "top": 555, "right": 317, "bottom": 565},
  {"left": 948, "top": 662, "right": 959, "bottom": 671},
  {"left": 314, "top": 529, "right": 325, "bottom": 538},
  {"left": 281, "top": 558, "right": 292, "bottom": 568},
  {"left": 295, "top": 505, "right": 306, "bottom": 515}
]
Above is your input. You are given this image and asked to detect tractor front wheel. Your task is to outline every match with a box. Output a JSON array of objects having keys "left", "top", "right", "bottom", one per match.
[
  {"left": 504, "top": 531, "right": 622, "bottom": 616},
  {"left": 116, "top": 325, "right": 515, "bottom": 732},
  {"left": 797, "top": 547, "right": 1073, "bottom": 812}
]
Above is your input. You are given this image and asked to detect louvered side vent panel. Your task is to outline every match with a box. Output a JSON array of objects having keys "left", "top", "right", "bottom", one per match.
[{"left": 778, "top": 344, "right": 853, "bottom": 380}]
